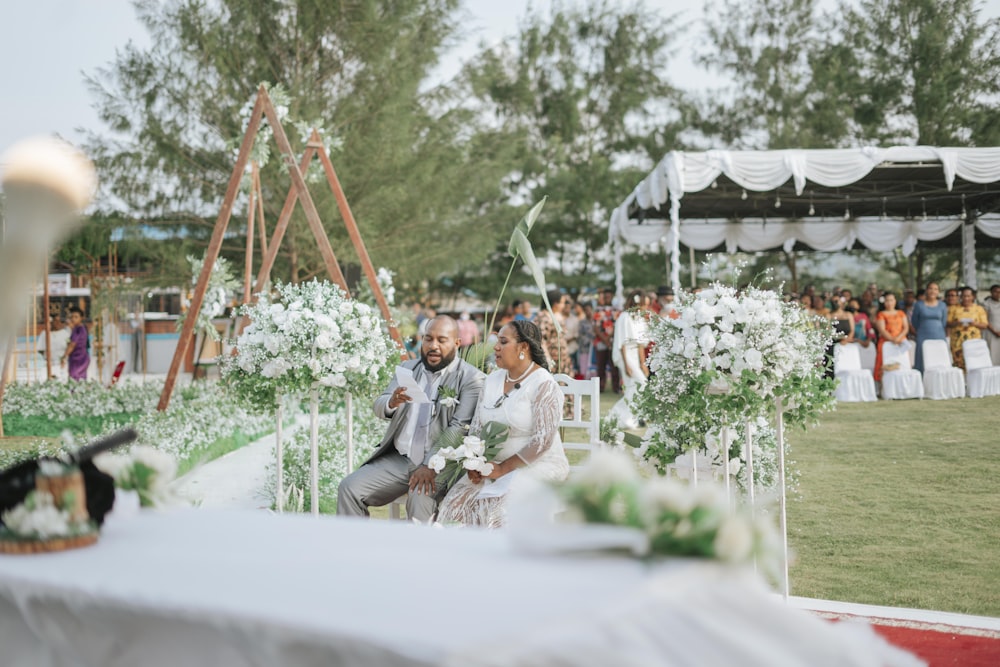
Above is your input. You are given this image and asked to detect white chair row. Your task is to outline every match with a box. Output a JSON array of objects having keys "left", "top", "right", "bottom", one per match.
[{"left": 834, "top": 340, "right": 1000, "bottom": 401}]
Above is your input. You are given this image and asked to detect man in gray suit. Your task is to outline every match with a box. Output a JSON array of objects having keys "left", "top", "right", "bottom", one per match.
[{"left": 337, "top": 315, "right": 484, "bottom": 521}]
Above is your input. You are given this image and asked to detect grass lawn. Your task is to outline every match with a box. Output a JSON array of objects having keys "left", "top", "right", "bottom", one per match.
[
  {"left": 594, "top": 390, "right": 999, "bottom": 616},
  {"left": 786, "top": 396, "right": 1000, "bottom": 617}
]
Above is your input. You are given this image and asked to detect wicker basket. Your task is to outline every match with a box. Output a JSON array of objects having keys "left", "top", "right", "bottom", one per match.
[
  {"left": 0, "top": 468, "right": 99, "bottom": 554},
  {"left": 0, "top": 531, "right": 98, "bottom": 554}
]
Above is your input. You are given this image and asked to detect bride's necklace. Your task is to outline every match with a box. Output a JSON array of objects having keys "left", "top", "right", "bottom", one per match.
[{"left": 505, "top": 362, "right": 535, "bottom": 385}]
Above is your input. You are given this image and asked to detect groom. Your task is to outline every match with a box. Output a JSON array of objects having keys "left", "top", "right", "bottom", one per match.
[{"left": 337, "top": 315, "right": 484, "bottom": 521}]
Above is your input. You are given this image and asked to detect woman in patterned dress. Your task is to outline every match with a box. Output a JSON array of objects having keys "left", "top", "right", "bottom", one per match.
[{"left": 947, "top": 286, "right": 989, "bottom": 370}]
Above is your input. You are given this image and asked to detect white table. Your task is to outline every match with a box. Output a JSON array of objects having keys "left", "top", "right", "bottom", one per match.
[{"left": 0, "top": 510, "right": 920, "bottom": 667}]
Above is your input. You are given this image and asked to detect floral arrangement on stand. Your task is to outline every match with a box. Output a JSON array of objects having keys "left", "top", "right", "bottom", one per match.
[
  {"left": 428, "top": 421, "right": 508, "bottom": 488},
  {"left": 221, "top": 279, "right": 399, "bottom": 514},
  {"left": 632, "top": 281, "right": 835, "bottom": 486},
  {"left": 220, "top": 280, "right": 398, "bottom": 412}
]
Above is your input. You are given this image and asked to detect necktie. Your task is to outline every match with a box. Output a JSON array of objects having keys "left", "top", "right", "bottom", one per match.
[{"left": 408, "top": 372, "right": 441, "bottom": 465}]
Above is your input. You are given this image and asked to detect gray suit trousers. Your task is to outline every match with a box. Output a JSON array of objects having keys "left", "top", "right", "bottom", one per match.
[{"left": 336, "top": 450, "right": 438, "bottom": 522}]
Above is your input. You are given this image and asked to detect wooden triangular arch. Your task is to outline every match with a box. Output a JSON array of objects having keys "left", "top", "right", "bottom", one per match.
[{"left": 158, "top": 85, "right": 402, "bottom": 411}]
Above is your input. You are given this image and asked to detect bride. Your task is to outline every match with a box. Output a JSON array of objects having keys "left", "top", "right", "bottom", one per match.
[{"left": 436, "top": 320, "right": 569, "bottom": 527}]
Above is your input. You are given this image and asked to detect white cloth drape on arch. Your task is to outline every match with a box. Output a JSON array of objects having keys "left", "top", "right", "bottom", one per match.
[{"left": 609, "top": 146, "right": 1000, "bottom": 290}]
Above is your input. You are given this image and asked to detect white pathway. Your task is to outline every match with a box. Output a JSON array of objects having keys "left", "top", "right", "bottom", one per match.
[{"left": 169, "top": 415, "right": 309, "bottom": 510}]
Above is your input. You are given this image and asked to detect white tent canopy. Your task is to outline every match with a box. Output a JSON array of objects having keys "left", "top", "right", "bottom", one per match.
[{"left": 610, "top": 146, "right": 1000, "bottom": 290}]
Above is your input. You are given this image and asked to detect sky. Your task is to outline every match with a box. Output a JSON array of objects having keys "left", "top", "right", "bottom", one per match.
[{"left": 1, "top": 0, "right": 999, "bottom": 154}]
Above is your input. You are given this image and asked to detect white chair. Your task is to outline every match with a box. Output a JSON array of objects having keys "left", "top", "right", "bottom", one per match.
[
  {"left": 921, "top": 339, "right": 964, "bottom": 400},
  {"left": 552, "top": 373, "right": 602, "bottom": 467},
  {"left": 833, "top": 343, "right": 877, "bottom": 402},
  {"left": 880, "top": 342, "right": 923, "bottom": 400},
  {"left": 963, "top": 338, "right": 1000, "bottom": 398}
]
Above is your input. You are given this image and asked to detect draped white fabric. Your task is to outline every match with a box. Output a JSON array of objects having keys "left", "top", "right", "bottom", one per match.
[
  {"left": 610, "top": 147, "right": 1000, "bottom": 289},
  {"left": 0, "top": 510, "right": 923, "bottom": 667}
]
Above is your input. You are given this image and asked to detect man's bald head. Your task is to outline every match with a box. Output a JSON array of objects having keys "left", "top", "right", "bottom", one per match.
[{"left": 421, "top": 315, "right": 460, "bottom": 371}]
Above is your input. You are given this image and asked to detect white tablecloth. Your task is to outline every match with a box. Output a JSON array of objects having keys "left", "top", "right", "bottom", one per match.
[{"left": 0, "top": 510, "right": 921, "bottom": 667}]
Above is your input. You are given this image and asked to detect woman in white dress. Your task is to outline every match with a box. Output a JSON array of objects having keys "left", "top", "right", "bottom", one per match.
[
  {"left": 608, "top": 289, "right": 652, "bottom": 429},
  {"left": 437, "top": 320, "right": 569, "bottom": 527}
]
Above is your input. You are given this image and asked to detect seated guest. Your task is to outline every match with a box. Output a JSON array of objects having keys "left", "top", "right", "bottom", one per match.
[
  {"left": 847, "top": 298, "right": 875, "bottom": 348},
  {"left": 437, "top": 321, "right": 569, "bottom": 527}
]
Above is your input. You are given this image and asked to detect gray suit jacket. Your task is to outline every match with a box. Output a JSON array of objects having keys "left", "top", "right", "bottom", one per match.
[{"left": 366, "top": 357, "right": 485, "bottom": 468}]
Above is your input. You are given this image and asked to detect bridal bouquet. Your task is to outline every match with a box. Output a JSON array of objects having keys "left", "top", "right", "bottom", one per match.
[
  {"left": 221, "top": 280, "right": 398, "bottom": 410},
  {"left": 633, "top": 282, "right": 835, "bottom": 472},
  {"left": 429, "top": 421, "right": 508, "bottom": 488},
  {"left": 554, "top": 450, "right": 780, "bottom": 572}
]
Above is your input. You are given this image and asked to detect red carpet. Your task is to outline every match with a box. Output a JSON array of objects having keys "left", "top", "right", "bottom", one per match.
[
  {"left": 817, "top": 613, "right": 1000, "bottom": 666},
  {"left": 872, "top": 621, "right": 1000, "bottom": 667}
]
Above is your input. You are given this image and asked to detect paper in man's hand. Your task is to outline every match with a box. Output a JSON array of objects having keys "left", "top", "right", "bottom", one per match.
[{"left": 394, "top": 367, "right": 431, "bottom": 403}]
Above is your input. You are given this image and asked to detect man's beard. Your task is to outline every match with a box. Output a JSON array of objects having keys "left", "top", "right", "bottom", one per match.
[{"left": 422, "top": 349, "right": 456, "bottom": 372}]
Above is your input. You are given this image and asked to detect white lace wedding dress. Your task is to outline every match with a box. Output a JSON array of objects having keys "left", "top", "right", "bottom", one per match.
[{"left": 437, "top": 368, "right": 569, "bottom": 527}]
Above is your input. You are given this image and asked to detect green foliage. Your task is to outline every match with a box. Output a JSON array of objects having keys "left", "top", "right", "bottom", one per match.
[
  {"left": 463, "top": 0, "right": 686, "bottom": 290},
  {"left": 2, "top": 413, "right": 134, "bottom": 439},
  {"left": 813, "top": 0, "right": 1000, "bottom": 146},
  {"left": 697, "top": 0, "right": 825, "bottom": 148},
  {"left": 85, "top": 0, "right": 513, "bottom": 288}
]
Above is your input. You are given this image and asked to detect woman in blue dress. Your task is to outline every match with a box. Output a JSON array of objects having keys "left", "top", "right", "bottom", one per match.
[{"left": 909, "top": 282, "right": 948, "bottom": 372}]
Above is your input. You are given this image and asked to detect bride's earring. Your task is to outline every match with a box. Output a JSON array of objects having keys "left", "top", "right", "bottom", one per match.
[{"left": 519, "top": 352, "right": 525, "bottom": 360}]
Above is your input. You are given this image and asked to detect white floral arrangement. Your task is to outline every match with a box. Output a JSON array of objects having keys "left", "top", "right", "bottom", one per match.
[
  {"left": 1, "top": 490, "right": 93, "bottom": 540},
  {"left": 94, "top": 445, "right": 178, "bottom": 508},
  {"left": 633, "top": 281, "right": 835, "bottom": 473},
  {"left": 178, "top": 254, "right": 240, "bottom": 341},
  {"left": 553, "top": 450, "right": 780, "bottom": 572},
  {"left": 1, "top": 380, "right": 273, "bottom": 475},
  {"left": 221, "top": 280, "right": 399, "bottom": 411}
]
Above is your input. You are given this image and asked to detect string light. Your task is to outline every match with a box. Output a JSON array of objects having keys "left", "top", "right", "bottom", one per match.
[
  {"left": 774, "top": 194, "right": 781, "bottom": 209},
  {"left": 844, "top": 195, "right": 851, "bottom": 220},
  {"left": 921, "top": 196, "right": 927, "bottom": 221},
  {"left": 808, "top": 191, "right": 814, "bottom": 216},
  {"left": 741, "top": 189, "right": 748, "bottom": 200}
]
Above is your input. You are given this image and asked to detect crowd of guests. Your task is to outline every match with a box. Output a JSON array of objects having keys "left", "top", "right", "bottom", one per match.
[
  {"left": 798, "top": 282, "right": 1000, "bottom": 382},
  {"left": 410, "top": 279, "right": 1000, "bottom": 404}
]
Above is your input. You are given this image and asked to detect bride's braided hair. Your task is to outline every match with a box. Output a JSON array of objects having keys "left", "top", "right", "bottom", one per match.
[{"left": 506, "top": 320, "right": 550, "bottom": 371}]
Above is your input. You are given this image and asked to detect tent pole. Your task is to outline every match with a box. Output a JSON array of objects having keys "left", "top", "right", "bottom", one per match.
[
  {"left": 689, "top": 246, "right": 696, "bottom": 289},
  {"left": 962, "top": 211, "right": 978, "bottom": 289}
]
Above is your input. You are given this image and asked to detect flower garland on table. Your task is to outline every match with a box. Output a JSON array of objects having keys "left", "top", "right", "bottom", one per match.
[
  {"left": 94, "top": 446, "right": 178, "bottom": 508},
  {"left": 552, "top": 450, "right": 781, "bottom": 574},
  {"left": 632, "top": 282, "right": 835, "bottom": 479},
  {"left": 220, "top": 280, "right": 399, "bottom": 410}
]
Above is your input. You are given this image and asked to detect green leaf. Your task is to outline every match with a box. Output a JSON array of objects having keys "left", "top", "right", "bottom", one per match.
[{"left": 506, "top": 197, "right": 547, "bottom": 257}]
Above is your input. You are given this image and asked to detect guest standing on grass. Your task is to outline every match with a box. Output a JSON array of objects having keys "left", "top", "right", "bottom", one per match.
[
  {"left": 534, "top": 289, "right": 572, "bottom": 375},
  {"left": 947, "top": 286, "right": 989, "bottom": 370},
  {"left": 983, "top": 284, "right": 1000, "bottom": 366},
  {"left": 910, "top": 282, "right": 948, "bottom": 372},
  {"left": 874, "top": 293, "right": 909, "bottom": 383},
  {"left": 336, "top": 316, "right": 484, "bottom": 522},
  {"left": 608, "top": 289, "right": 652, "bottom": 429},
  {"left": 60, "top": 306, "right": 90, "bottom": 381}
]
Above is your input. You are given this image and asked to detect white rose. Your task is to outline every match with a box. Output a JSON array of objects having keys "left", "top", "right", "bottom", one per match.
[
  {"left": 697, "top": 325, "right": 717, "bottom": 352},
  {"left": 462, "top": 435, "right": 485, "bottom": 456},
  {"left": 428, "top": 454, "right": 446, "bottom": 473},
  {"left": 743, "top": 349, "right": 764, "bottom": 371}
]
